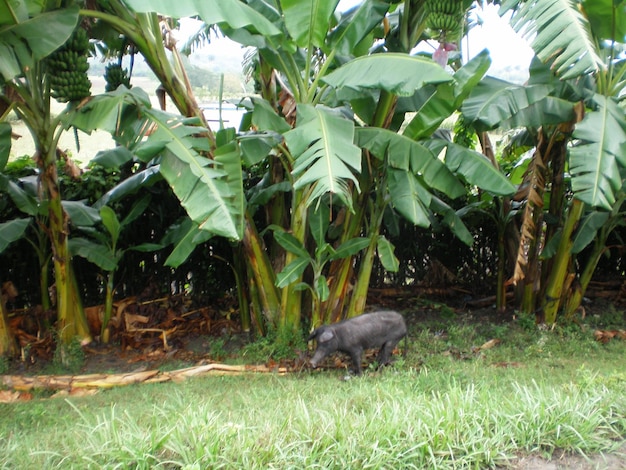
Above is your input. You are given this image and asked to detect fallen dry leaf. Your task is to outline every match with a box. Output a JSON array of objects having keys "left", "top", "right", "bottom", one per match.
[
  {"left": 594, "top": 329, "right": 626, "bottom": 343},
  {"left": 0, "top": 389, "right": 32, "bottom": 403}
]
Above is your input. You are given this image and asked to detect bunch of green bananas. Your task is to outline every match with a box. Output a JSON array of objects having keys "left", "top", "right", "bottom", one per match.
[
  {"left": 46, "top": 28, "right": 91, "bottom": 103},
  {"left": 453, "top": 114, "right": 476, "bottom": 150},
  {"left": 425, "top": 0, "right": 464, "bottom": 40},
  {"left": 104, "top": 63, "right": 131, "bottom": 92}
]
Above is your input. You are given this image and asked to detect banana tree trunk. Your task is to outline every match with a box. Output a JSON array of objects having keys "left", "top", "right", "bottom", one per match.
[
  {"left": 42, "top": 152, "right": 91, "bottom": 343},
  {"left": 495, "top": 222, "right": 507, "bottom": 312},
  {"left": 542, "top": 198, "right": 585, "bottom": 324},
  {"left": 101, "top": 271, "right": 115, "bottom": 343},
  {"left": 279, "top": 192, "right": 308, "bottom": 332},
  {"left": 0, "top": 291, "right": 18, "bottom": 357},
  {"left": 346, "top": 188, "right": 387, "bottom": 318},
  {"left": 242, "top": 214, "right": 281, "bottom": 327},
  {"left": 321, "top": 162, "right": 374, "bottom": 324},
  {"left": 564, "top": 199, "right": 624, "bottom": 318}
]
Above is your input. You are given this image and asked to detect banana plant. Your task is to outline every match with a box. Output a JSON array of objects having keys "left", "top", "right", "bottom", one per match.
[
  {"left": 469, "top": 0, "right": 626, "bottom": 323},
  {"left": 70, "top": 195, "right": 161, "bottom": 342},
  {"left": 0, "top": 2, "right": 91, "bottom": 343}
]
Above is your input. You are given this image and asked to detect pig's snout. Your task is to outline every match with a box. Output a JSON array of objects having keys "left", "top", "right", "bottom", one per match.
[{"left": 309, "top": 350, "right": 326, "bottom": 369}]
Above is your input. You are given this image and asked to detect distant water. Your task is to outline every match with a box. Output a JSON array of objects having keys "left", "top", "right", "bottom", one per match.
[{"left": 201, "top": 103, "right": 246, "bottom": 130}]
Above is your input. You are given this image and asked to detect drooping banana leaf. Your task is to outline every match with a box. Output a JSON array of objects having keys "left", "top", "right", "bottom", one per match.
[
  {"left": 326, "top": 0, "right": 389, "bottom": 56},
  {"left": 500, "top": 0, "right": 604, "bottom": 79},
  {"left": 62, "top": 200, "right": 100, "bottom": 227},
  {"left": 68, "top": 238, "right": 118, "bottom": 272},
  {"left": 387, "top": 168, "right": 432, "bottom": 227},
  {"left": 429, "top": 195, "right": 474, "bottom": 247},
  {"left": 322, "top": 53, "right": 452, "bottom": 99},
  {"left": 402, "top": 49, "right": 492, "bottom": 140},
  {"left": 1, "top": 177, "right": 40, "bottom": 216},
  {"left": 152, "top": 108, "right": 245, "bottom": 241},
  {"left": 462, "top": 77, "right": 574, "bottom": 132},
  {"left": 376, "top": 235, "right": 399, "bottom": 273},
  {"left": 95, "top": 166, "right": 161, "bottom": 209},
  {"left": 424, "top": 140, "right": 516, "bottom": 196},
  {"left": 162, "top": 217, "right": 213, "bottom": 268},
  {"left": 570, "top": 95, "right": 626, "bottom": 210},
  {"left": 356, "top": 127, "right": 465, "bottom": 199},
  {"left": 124, "top": 0, "right": 280, "bottom": 39},
  {"left": 0, "top": 5, "right": 78, "bottom": 80},
  {"left": 0, "top": 218, "right": 30, "bottom": 253}
]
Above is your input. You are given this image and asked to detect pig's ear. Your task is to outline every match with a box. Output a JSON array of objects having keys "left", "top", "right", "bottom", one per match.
[{"left": 318, "top": 329, "right": 334, "bottom": 343}]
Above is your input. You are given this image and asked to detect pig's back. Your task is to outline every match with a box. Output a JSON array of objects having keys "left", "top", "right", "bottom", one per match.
[{"left": 340, "top": 310, "right": 406, "bottom": 349}]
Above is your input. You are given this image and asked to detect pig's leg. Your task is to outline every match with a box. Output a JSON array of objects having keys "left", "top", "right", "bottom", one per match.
[
  {"left": 349, "top": 347, "right": 364, "bottom": 375},
  {"left": 376, "top": 340, "right": 398, "bottom": 367}
]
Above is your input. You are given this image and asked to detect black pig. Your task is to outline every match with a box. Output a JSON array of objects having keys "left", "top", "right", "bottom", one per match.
[{"left": 308, "top": 310, "right": 407, "bottom": 375}]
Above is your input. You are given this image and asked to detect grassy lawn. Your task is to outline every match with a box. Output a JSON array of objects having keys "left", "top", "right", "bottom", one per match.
[{"left": 1, "top": 314, "right": 625, "bottom": 469}]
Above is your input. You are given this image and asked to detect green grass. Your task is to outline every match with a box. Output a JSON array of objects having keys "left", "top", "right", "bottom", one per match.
[{"left": 1, "top": 319, "right": 625, "bottom": 469}]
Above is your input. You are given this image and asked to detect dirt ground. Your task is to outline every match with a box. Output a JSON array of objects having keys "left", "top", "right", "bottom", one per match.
[{"left": 509, "top": 443, "right": 626, "bottom": 470}]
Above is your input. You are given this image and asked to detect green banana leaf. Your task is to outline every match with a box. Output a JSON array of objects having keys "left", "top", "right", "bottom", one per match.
[
  {"left": 402, "top": 49, "right": 491, "bottom": 140},
  {"left": 0, "top": 6, "right": 78, "bottom": 80},
  {"left": 387, "top": 168, "right": 432, "bottom": 227},
  {"left": 356, "top": 127, "right": 465, "bottom": 199},
  {"left": 99, "top": 206, "right": 121, "bottom": 247},
  {"left": 94, "top": 166, "right": 161, "bottom": 209},
  {"left": 326, "top": 0, "right": 388, "bottom": 56},
  {"left": 572, "top": 211, "right": 610, "bottom": 254},
  {"left": 0, "top": 122, "right": 10, "bottom": 170},
  {"left": 328, "top": 237, "right": 370, "bottom": 261},
  {"left": 141, "top": 108, "right": 244, "bottom": 241},
  {"left": 315, "top": 275, "right": 330, "bottom": 302},
  {"left": 250, "top": 98, "right": 291, "bottom": 134},
  {"left": 124, "top": 0, "right": 280, "bottom": 39},
  {"left": 570, "top": 95, "right": 626, "bottom": 210},
  {"left": 500, "top": 0, "right": 603, "bottom": 79},
  {"left": 429, "top": 195, "right": 474, "bottom": 247},
  {"left": 583, "top": 0, "right": 626, "bottom": 42},
  {"left": 69, "top": 238, "right": 118, "bottom": 272},
  {"left": 323, "top": 53, "right": 452, "bottom": 98},
  {"left": 281, "top": 0, "right": 339, "bottom": 49},
  {"left": 71, "top": 87, "right": 153, "bottom": 137},
  {"left": 0, "top": 218, "right": 30, "bottom": 253},
  {"left": 2, "top": 177, "right": 40, "bottom": 216},
  {"left": 162, "top": 218, "right": 213, "bottom": 268},
  {"left": 92, "top": 147, "right": 135, "bottom": 168},
  {"left": 276, "top": 257, "right": 310, "bottom": 288},
  {"left": 309, "top": 203, "right": 331, "bottom": 248},
  {"left": 273, "top": 230, "right": 309, "bottom": 259},
  {"left": 424, "top": 140, "right": 516, "bottom": 196},
  {"left": 0, "top": 0, "right": 29, "bottom": 25},
  {"left": 286, "top": 104, "right": 361, "bottom": 209},
  {"left": 62, "top": 200, "right": 100, "bottom": 227},
  {"left": 376, "top": 235, "right": 399, "bottom": 273},
  {"left": 462, "top": 77, "right": 574, "bottom": 132}
]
